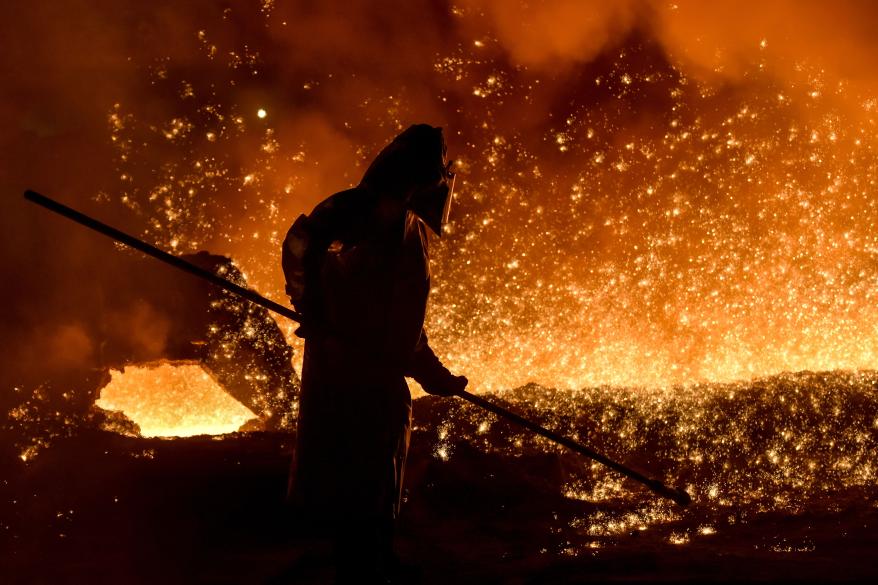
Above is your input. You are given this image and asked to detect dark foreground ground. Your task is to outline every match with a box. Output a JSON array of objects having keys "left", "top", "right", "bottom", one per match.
[{"left": 3, "top": 376, "right": 878, "bottom": 584}]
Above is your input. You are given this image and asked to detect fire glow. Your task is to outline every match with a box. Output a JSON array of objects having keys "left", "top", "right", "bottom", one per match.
[
  {"left": 107, "top": 40, "right": 878, "bottom": 394},
  {"left": 7, "top": 4, "right": 878, "bottom": 559},
  {"left": 96, "top": 362, "right": 256, "bottom": 437},
  {"left": 12, "top": 2, "right": 878, "bottom": 434}
]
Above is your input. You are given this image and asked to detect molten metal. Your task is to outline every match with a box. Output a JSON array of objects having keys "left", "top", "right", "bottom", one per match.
[{"left": 96, "top": 362, "right": 257, "bottom": 437}]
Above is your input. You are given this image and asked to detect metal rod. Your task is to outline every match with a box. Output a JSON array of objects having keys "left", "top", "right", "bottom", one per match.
[
  {"left": 24, "top": 189, "right": 691, "bottom": 506},
  {"left": 24, "top": 190, "right": 301, "bottom": 323},
  {"left": 457, "top": 389, "right": 691, "bottom": 506}
]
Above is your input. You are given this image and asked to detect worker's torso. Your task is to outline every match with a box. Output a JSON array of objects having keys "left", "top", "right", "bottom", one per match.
[{"left": 311, "top": 210, "right": 430, "bottom": 384}]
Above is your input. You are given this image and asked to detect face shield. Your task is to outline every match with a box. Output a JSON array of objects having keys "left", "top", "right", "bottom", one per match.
[{"left": 408, "top": 160, "right": 456, "bottom": 237}]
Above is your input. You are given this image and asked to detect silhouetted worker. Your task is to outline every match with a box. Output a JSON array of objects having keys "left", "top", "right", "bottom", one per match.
[{"left": 282, "top": 124, "right": 467, "bottom": 583}]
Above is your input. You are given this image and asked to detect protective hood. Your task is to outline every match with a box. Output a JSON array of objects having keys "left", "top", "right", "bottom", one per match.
[{"left": 359, "top": 124, "right": 456, "bottom": 236}]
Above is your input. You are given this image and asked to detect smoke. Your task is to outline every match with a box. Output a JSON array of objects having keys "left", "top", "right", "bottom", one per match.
[
  {"left": 41, "top": 323, "right": 95, "bottom": 371},
  {"left": 472, "top": 0, "right": 878, "bottom": 92},
  {"left": 104, "top": 301, "right": 172, "bottom": 360},
  {"left": 654, "top": 1, "right": 878, "bottom": 89},
  {"left": 4, "top": 0, "right": 878, "bottom": 408},
  {"left": 465, "top": 0, "right": 640, "bottom": 68}
]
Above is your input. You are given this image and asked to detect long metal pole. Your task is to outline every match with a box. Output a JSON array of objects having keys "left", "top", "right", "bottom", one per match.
[
  {"left": 24, "top": 189, "right": 691, "bottom": 506},
  {"left": 458, "top": 390, "right": 691, "bottom": 505},
  {"left": 24, "top": 190, "right": 301, "bottom": 323}
]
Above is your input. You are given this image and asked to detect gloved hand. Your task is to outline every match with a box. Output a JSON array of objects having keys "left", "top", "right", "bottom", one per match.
[{"left": 422, "top": 372, "right": 468, "bottom": 397}]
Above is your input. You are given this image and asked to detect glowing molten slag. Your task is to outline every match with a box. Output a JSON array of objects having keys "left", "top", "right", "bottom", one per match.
[{"left": 96, "top": 362, "right": 257, "bottom": 437}]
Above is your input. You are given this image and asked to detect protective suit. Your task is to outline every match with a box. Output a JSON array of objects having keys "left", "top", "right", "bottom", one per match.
[{"left": 281, "top": 124, "right": 465, "bottom": 580}]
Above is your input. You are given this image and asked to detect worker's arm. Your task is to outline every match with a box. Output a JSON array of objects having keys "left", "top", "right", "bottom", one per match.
[{"left": 406, "top": 329, "right": 468, "bottom": 396}]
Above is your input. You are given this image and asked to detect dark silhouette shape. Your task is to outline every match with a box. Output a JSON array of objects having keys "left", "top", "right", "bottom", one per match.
[{"left": 282, "top": 124, "right": 467, "bottom": 581}]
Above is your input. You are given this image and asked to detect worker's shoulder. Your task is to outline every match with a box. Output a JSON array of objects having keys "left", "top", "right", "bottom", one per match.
[{"left": 311, "top": 186, "right": 376, "bottom": 218}]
